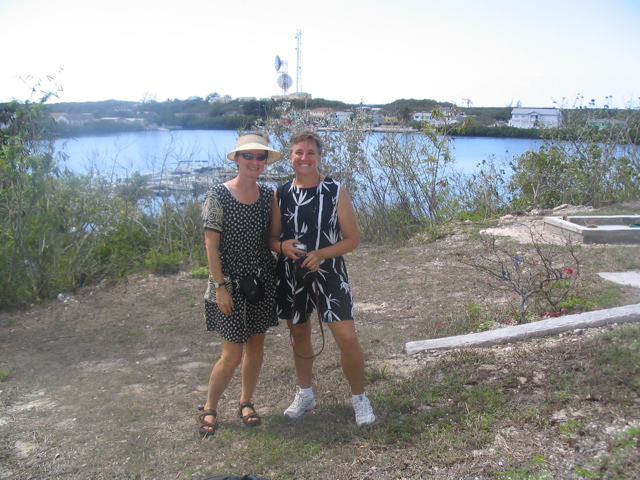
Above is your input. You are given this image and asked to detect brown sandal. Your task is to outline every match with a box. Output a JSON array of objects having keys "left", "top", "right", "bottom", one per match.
[
  {"left": 237, "top": 402, "right": 261, "bottom": 426},
  {"left": 197, "top": 407, "right": 217, "bottom": 436}
]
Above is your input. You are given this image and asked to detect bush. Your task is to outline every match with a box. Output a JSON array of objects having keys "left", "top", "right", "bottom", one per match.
[
  {"left": 508, "top": 108, "right": 640, "bottom": 209},
  {"left": 460, "top": 229, "right": 583, "bottom": 323},
  {"left": 144, "top": 249, "right": 185, "bottom": 275}
]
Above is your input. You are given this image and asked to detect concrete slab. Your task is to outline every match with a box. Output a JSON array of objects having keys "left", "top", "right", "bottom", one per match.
[
  {"left": 544, "top": 215, "right": 640, "bottom": 244},
  {"left": 405, "top": 303, "right": 640, "bottom": 355},
  {"left": 598, "top": 271, "right": 640, "bottom": 288}
]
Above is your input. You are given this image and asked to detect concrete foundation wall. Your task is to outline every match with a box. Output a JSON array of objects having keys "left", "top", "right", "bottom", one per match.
[{"left": 544, "top": 215, "right": 640, "bottom": 244}]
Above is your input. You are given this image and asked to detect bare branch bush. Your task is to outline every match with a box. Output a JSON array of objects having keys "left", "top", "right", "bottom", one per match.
[{"left": 459, "top": 227, "right": 582, "bottom": 324}]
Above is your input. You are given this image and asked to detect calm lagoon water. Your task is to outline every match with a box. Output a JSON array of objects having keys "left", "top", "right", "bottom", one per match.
[{"left": 55, "top": 130, "right": 543, "bottom": 177}]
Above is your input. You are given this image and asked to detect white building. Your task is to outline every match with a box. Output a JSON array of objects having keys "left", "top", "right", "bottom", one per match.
[
  {"left": 50, "top": 113, "right": 95, "bottom": 125},
  {"left": 508, "top": 108, "right": 563, "bottom": 128},
  {"left": 413, "top": 109, "right": 463, "bottom": 127},
  {"left": 308, "top": 108, "right": 334, "bottom": 125},
  {"left": 332, "top": 111, "right": 353, "bottom": 124},
  {"left": 413, "top": 112, "right": 432, "bottom": 122}
]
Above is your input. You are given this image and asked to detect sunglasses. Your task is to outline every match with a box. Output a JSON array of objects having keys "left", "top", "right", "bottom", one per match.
[{"left": 240, "top": 153, "right": 268, "bottom": 161}]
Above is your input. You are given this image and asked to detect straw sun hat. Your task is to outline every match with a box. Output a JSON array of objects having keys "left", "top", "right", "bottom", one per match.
[{"left": 226, "top": 133, "right": 283, "bottom": 165}]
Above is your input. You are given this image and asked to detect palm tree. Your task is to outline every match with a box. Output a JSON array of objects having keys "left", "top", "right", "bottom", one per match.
[{"left": 397, "top": 106, "right": 412, "bottom": 125}]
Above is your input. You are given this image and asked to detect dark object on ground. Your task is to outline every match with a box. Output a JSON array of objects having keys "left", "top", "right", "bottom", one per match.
[{"left": 206, "top": 475, "right": 270, "bottom": 480}]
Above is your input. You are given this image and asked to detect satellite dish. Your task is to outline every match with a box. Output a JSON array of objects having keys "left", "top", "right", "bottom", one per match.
[
  {"left": 277, "top": 73, "right": 293, "bottom": 90},
  {"left": 274, "top": 55, "right": 281, "bottom": 71}
]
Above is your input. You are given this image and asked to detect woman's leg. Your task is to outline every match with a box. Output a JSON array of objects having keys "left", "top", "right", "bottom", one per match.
[
  {"left": 327, "top": 320, "right": 365, "bottom": 395},
  {"left": 327, "top": 320, "right": 375, "bottom": 426},
  {"left": 239, "top": 333, "right": 265, "bottom": 422},
  {"left": 202, "top": 339, "right": 244, "bottom": 430},
  {"left": 284, "top": 320, "right": 318, "bottom": 418},
  {"left": 288, "top": 320, "right": 315, "bottom": 388}
]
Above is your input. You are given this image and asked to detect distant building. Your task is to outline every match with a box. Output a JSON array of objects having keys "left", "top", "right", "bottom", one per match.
[
  {"left": 355, "top": 106, "right": 384, "bottom": 126},
  {"left": 412, "top": 109, "right": 464, "bottom": 127},
  {"left": 288, "top": 92, "right": 312, "bottom": 100},
  {"left": 508, "top": 108, "right": 562, "bottom": 128},
  {"left": 308, "top": 107, "right": 335, "bottom": 125},
  {"left": 413, "top": 112, "right": 432, "bottom": 122},
  {"left": 120, "top": 118, "right": 146, "bottom": 124},
  {"left": 207, "top": 94, "right": 231, "bottom": 103},
  {"left": 332, "top": 111, "right": 353, "bottom": 124},
  {"left": 114, "top": 107, "right": 134, "bottom": 114},
  {"left": 50, "top": 112, "right": 95, "bottom": 125}
]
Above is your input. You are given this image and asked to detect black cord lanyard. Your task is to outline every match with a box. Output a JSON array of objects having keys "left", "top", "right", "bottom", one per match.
[{"left": 289, "top": 275, "right": 325, "bottom": 359}]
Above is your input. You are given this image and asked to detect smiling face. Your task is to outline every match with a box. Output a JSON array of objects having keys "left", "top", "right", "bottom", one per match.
[
  {"left": 235, "top": 149, "right": 268, "bottom": 177},
  {"left": 289, "top": 139, "right": 321, "bottom": 176}
]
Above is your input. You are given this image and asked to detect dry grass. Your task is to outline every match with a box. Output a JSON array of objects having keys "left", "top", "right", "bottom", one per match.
[{"left": 1, "top": 210, "right": 640, "bottom": 480}]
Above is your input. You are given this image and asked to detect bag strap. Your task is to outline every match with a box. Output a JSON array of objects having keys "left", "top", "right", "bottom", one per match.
[{"left": 289, "top": 276, "right": 325, "bottom": 360}]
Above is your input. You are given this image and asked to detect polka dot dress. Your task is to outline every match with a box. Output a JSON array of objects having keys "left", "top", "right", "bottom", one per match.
[{"left": 202, "top": 183, "right": 277, "bottom": 343}]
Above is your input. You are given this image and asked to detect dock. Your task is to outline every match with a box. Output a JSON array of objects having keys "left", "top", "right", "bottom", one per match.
[{"left": 143, "top": 161, "right": 291, "bottom": 196}]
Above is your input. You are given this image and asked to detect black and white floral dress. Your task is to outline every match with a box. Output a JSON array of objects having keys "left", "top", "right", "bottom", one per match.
[
  {"left": 275, "top": 177, "right": 354, "bottom": 324},
  {"left": 202, "top": 183, "right": 277, "bottom": 343}
]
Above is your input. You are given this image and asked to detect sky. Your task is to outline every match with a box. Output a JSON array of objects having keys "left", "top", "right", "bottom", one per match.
[{"left": 2, "top": 0, "right": 639, "bottom": 108}]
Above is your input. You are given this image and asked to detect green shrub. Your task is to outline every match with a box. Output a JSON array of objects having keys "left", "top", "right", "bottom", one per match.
[
  {"left": 144, "top": 249, "right": 185, "bottom": 275},
  {"left": 190, "top": 266, "right": 210, "bottom": 279}
]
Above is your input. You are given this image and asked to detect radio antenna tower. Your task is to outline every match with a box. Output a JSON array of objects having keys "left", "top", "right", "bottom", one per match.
[
  {"left": 274, "top": 55, "right": 292, "bottom": 95},
  {"left": 295, "top": 29, "right": 302, "bottom": 93}
]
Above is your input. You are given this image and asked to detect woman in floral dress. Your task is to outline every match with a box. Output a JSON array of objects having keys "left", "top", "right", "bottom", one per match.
[{"left": 268, "top": 130, "right": 375, "bottom": 427}]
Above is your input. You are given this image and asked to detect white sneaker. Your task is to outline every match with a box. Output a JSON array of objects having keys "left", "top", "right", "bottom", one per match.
[
  {"left": 284, "top": 387, "right": 317, "bottom": 418},
  {"left": 352, "top": 394, "right": 375, "bottom": 427}
]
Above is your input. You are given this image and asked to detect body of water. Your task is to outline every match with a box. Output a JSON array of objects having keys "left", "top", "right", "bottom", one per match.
[{"left": 55, "top": 130, "right": 543, "bottom": 177}]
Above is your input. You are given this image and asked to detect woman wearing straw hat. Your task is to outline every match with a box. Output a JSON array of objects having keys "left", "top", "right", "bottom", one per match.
[{"left": 198, "top": 133, "right": 282, "bottom": 436}]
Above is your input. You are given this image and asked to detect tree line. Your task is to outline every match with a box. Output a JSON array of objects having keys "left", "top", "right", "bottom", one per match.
[{"left": 21, "top": 97, "right": 529, "bottom": 138}]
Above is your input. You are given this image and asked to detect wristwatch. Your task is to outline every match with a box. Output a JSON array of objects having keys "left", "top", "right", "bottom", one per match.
[{"left": 213, "top": 281, "right": 226, "bottom": 289}]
